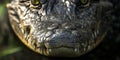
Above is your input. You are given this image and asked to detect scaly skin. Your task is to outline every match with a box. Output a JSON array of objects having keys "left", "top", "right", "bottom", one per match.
[{"left": 7, "top": 0, "right": 112, "bottom": 57}]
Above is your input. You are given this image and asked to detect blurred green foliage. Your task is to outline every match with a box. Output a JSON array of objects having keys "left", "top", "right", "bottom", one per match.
[
  {"left": 0, "top": 0, "right": 22, "bottom": 58},
  {"left": 0, "top": 47, "right": 21, "bottom": 57},
  {"left": 0, "top": 2, "right": 6, "bottom": 19}
]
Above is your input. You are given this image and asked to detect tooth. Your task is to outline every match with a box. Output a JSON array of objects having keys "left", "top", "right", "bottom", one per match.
[
  {"left": 92, "top": 33, "right": 94, "bottom": 38},
  {"left": 96, "top": 30, "right": 99, "bottom": 35},
  {"left": 94, "top": 31, "right": 97, "bottom": 37},
  {"left": 74, "top": 48, "right": 78, "bottom": 52},
  {"left": 84, "top": 48, "right": 86, "bottom": 51},
  {"left": 88, "top": 45, "right": 91, "bottom": 50},
  {"left": 49, "top": 49, "right": 52, "bottom": 52}
]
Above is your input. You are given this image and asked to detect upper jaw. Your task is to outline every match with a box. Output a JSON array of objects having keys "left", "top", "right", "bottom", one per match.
[{"left": 32, "top": 28, "right": 95, "bottom": 56}]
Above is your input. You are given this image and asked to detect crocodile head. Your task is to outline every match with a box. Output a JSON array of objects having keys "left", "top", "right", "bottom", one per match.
[{"left": 7, "top": 0, "right": 112, "bottom": 57}]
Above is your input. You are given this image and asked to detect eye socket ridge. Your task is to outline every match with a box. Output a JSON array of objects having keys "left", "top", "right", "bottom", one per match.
[
  {"left": 74, "top": 0, "right": 90, "bottom": 8},
  {"left": 31, "top": 0, "right": 47, "bottom": 6},
  {"left": 19, "top": 0, "right": 29, "bottom": 3},
  {"left": 80, "top": 0, "right": 89, "bottom": 5},
  {"left": 72, "top": 0, "right": 90, "bottom": 6}
]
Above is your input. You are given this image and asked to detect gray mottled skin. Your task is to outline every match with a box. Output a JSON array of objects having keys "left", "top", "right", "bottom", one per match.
[{"left": 7, "top": 0, "right": 112, "bottom": 57}]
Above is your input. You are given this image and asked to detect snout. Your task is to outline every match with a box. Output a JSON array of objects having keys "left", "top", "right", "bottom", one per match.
[{"left": 44, "top": 30, "right": 80, "bottom": 48}]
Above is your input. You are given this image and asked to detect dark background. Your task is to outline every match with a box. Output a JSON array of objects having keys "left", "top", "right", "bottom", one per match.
[{"left": 0, "top": 0, "right": 120, "bottom": 60}]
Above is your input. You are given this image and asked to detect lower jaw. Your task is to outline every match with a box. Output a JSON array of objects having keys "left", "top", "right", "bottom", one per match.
[
  {"left": 42, "top": 47, "right": 81, "bottom": 57},
  {"left": 35, "top": 32, "right": 107, "bottom": 57}
]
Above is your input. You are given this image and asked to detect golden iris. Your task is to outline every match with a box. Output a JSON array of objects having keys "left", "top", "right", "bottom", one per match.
[
  {"left": 31, "top": 0, "right": 40, "bottom": 5},
  {"left": 80, "top": 0, "right": 88, "bottom": 5}
]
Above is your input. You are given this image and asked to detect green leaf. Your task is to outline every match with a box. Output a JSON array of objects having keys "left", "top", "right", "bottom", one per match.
[{"left": 0, "top": 47, "right": 22, "bottom": 57}]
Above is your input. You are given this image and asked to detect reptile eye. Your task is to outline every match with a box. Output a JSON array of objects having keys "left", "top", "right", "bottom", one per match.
[
  {"left": 31, "top": 0, "right": 41, "bottom": 6},
  {"left": 31, "top": 0, "right": 47, "bottom": 6},
  {"left": 80, "top": 0, "right": 89, "bottom": 5}
]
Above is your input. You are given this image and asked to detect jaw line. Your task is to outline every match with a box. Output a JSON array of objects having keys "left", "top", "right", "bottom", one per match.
[{"left": 45, "top": 47, "right": 81, "bottom": 57}]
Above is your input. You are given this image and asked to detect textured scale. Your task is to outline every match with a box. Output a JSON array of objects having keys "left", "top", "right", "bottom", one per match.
[{"left": 7, "top": 0, "right": 112, "bottom": 57}]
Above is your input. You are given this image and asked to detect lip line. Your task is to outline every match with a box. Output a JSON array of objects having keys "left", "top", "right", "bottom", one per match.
[
  {"left": 45, "top": 47, "right": 81, "bottom": 56},
  {"left": 44, "top": 42, "right": 80, "bottom": 48}
]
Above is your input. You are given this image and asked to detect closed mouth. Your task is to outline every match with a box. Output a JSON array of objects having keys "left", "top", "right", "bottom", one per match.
[{"left": 36, "top": 46, "right": 81, "bottom": 57}]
